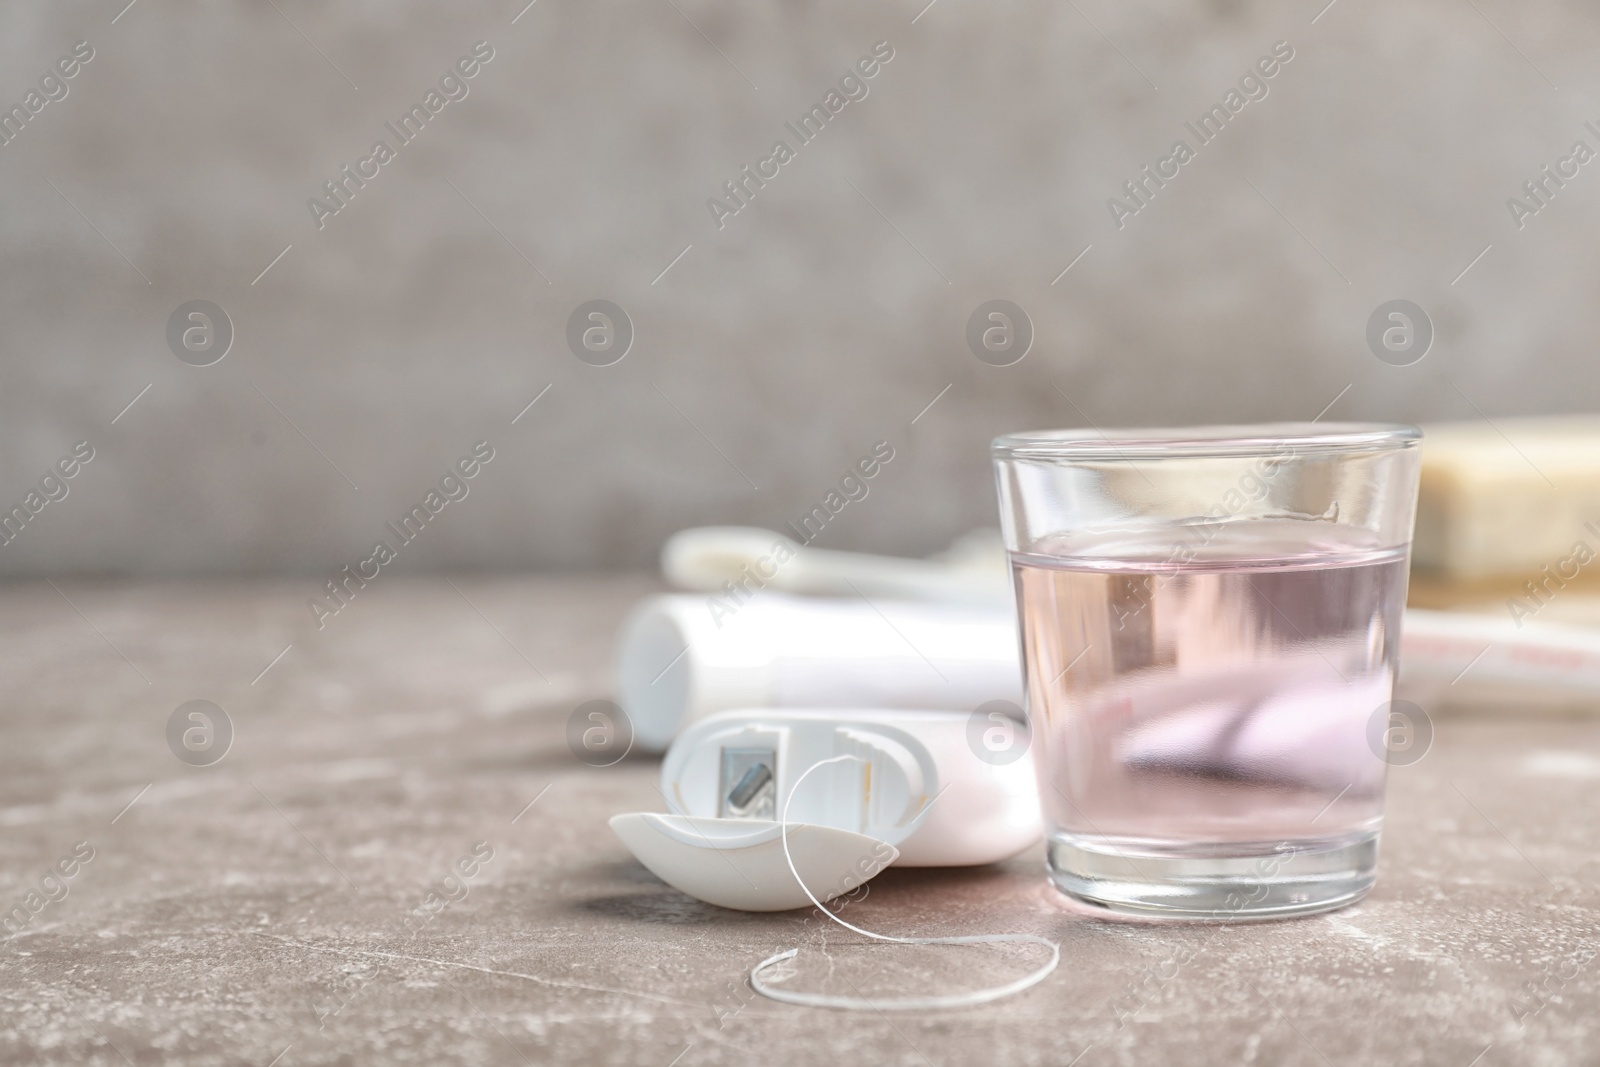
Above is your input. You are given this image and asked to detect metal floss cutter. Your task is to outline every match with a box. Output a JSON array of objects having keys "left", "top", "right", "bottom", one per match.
[{"left": 609, "top": 709, "right": 1043, "bottom": 911}]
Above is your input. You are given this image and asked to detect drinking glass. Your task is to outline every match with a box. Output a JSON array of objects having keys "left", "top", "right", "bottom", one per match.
[{"left": 992, "top": 423, "right": 1422, "bottom": 919}]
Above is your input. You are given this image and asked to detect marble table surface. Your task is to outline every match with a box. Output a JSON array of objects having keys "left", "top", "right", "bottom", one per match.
[{"left": 2, "top": 575, "right": 1596, "bottom": 1066}]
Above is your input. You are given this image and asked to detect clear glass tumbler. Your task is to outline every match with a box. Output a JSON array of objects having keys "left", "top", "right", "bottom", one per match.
[{"left": 992, "top": 423, "right": 1422, "bottom": 919}]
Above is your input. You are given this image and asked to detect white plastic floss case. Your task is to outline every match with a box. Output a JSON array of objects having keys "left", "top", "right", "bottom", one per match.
[{"left": 609, "top": 708, "right": 1043, "bottom": 912}]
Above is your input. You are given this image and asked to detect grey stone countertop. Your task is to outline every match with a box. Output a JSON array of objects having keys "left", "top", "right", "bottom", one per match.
[{"left": 2, "top": 576, "right": 1597, "bottom": 1066}]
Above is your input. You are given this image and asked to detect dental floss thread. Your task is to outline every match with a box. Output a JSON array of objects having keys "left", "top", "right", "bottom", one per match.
[{"left": 748, "top": 754, "right": 1060, "bottom": 1011}]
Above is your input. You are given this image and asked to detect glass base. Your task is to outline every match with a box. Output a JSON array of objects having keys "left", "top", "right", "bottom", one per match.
[{"left": 1047, "top": 830, "right": 1379, "bottom": 921}]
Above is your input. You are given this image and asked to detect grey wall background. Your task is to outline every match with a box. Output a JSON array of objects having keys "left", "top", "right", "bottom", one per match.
[{"left": 1, "top": 0, "right": 1595, "bottom": 577}]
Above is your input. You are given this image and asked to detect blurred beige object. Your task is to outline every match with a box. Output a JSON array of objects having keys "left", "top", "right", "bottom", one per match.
[
  {"left": 1413, "top": 417, "right": 1600, "bottom": 580},
  {"left": 1407, "top": 569, "right": 1600, "bottom": 626}
]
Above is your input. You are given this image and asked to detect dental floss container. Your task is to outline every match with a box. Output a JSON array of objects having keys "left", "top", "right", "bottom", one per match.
[
  {"left": 614, "top": 594, "right": 1024, "bottom": 752},
  {"left": 609, "top": 708, "right": 1042, "bottom": 911}
]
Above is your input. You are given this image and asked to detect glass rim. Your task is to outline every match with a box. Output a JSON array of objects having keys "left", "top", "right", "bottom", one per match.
[{"left": 991, "top": 421, "right": 1422, "bottom": 461}]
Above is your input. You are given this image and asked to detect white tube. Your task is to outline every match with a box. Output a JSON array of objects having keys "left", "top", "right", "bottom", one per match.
[{"left": 615, "top": 594, "right": 1024, "bottom": 752}]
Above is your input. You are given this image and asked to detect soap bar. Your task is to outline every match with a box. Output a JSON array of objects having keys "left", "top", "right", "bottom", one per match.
[{"left": 1413, "top": 417, "right": 1600, "bottom": 580}]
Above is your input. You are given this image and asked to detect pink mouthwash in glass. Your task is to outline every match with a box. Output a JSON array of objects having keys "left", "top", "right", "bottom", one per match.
[{"left": 993, "top": 424, "right": 1421, "bottom": 919}]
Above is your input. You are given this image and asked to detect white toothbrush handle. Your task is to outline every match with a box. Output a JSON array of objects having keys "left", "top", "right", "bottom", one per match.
[{"left": 1402, "top": 608, "right": 1600, "bottom": 692}]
